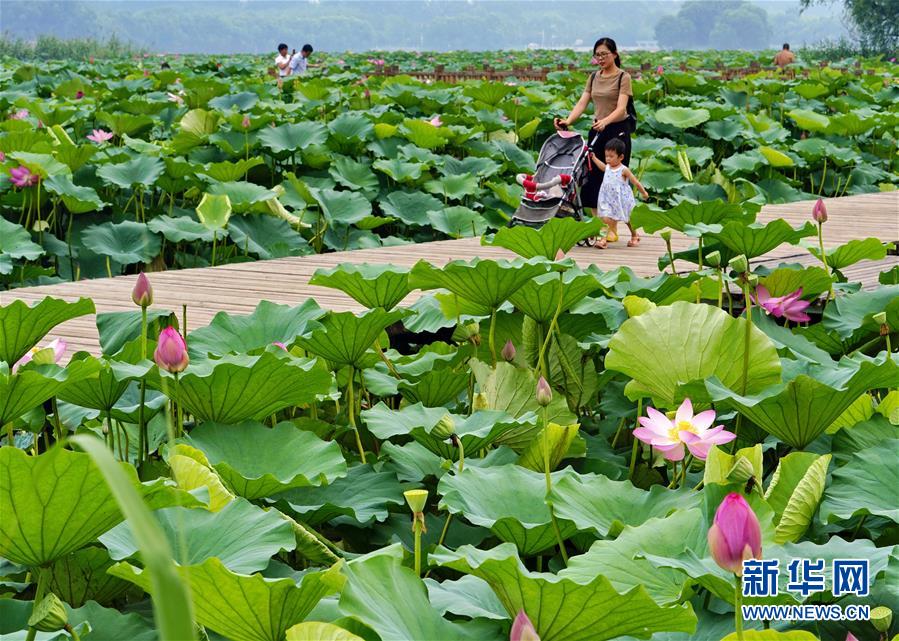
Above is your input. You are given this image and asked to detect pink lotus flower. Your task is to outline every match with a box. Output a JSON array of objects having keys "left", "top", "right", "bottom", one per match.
[
  {"left": 9, "top": 166, "right": 38, "bottom": 188},
  {"left": 132, "top": 272, "right": 153, "bottom": 307},
  {"left": 707, "top": 493, "right": 762, "bottom": 575},
  {"left": 154, "top": 327, "right": 189, "bottom": 373},
  {"left": 167, "top": 92, "right": 184, "bottom": 104},
  {"left": 753, "top": 286, "right": 811, "bottom": 323},
  {"left": 75, "top": 91, "right": 84, "bottom": 99},
  {"left": 510, "top": 610, "right": 540, "bottom": 641},
  {"left": 846, "top": 633, "right": 859, "bottom": 641},
  {"left": 364, "top": 89, "right": 371, "bottom": 99},
  {"left": 812, "top": 198, "right": 827, "bottom": 223},
  {"left": 9, "top": 109, "right": 29, "bottom": 120},
  {"left": 143, "top": 69, "right": 150, "bottom": 77},
  {"left": 241, "top": 114, "right": 251, "bottom": 129},
  {"left": 0, "top": 151, "right": 5, "bottom": 162},
  {"left": 634, "top": 398, "right": 735, "bottom": 461},
  {"left": 657, "top": 65, "right": 664, "bottom": 74},
  {"left": 13, "top": 338, "right": 67, "bottom": 372},
  {"left": 429, "top": 115, "right": 443, "bottom": 127},
  {"left": 273, "top": 341, "right": 288, "bottom": 351},
  {"left": 87, "top": 129, "right": 114, "bottom": 144}
]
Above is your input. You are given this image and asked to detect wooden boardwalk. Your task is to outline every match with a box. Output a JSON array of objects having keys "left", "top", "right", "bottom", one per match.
[{"left": 4, "top": 192, "right": 897, "bottom": 356}]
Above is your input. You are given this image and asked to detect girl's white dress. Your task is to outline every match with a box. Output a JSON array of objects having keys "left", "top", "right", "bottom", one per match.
[{"left": 597, "top": 164, "right": 635, "bottom": 222}]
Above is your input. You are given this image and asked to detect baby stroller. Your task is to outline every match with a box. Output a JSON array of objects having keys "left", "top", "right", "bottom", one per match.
[{"left": 510, "top": 130, "right": 595, "bottom": 241}]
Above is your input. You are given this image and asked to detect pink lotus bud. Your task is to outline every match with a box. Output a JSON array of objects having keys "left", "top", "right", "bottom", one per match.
[
  {"left": 555, "top": 249, "right": 565, "bottom": 260},
  {"left": 241, "top": 114, "right": 251, "bottom": 129},
  {"left": 154, "top": 327, "right": 189, "bottom": 373},
  {"left": 707, "top": 493, "right": 762, "bottom": 575},
  {"left": 429, "top": 115, "right": 443, "bottom": 127},
  {"left": 812, "top": 198, "right": 827, "bottom": 223},
  {"left": 845, "top": 634, "right": 858, "bottom": 641},
  {"left": 273, "top": 341, "right": 288, "bottom": 351},
  {"left": 0, "top": 151, "right": 5, "bottom": 162},
  {"left": 75, "top": 91, "right": 84, "bottom": 99},
  {"left": 536, "top": 376, "right": 552, "bottom": 407},
  {"left": 501, "top": 340, "right": 516, "bottom": 362},
  {"left": 510, "top": 610, "right": 540, "bottom": 641},
  {"left": 131, "top": 272, "right": 153, "bottom": 307},
  {"left": 657, "top": 65, "right": 664, "bottom": 74},
  {"left": 89, "top": 56, "right": 94, "bottom": 64}
]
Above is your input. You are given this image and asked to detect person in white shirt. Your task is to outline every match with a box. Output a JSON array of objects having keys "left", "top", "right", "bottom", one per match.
[
  {"left": 289, "top": 44, "right": 315, "bottom": 76},
  {"left": 274, "top": 43, "right": 294, "bottom": 88}
]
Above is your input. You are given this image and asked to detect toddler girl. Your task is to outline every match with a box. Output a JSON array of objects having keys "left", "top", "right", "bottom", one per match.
[{"left": 590, "top": 138, "right": 648, "bottom": 249}]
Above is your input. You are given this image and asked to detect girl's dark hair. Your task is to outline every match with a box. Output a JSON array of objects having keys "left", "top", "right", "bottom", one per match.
[
  {"left": 593, "top": 37, "right": 621, "bottom": 68},
  {"left": 605, "top": 137, "right": 626, "bottom": 156}
]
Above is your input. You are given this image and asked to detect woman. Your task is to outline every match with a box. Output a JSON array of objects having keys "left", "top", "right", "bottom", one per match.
[{"left": 554, "top": 37, "right": 634, "bottom": 246}]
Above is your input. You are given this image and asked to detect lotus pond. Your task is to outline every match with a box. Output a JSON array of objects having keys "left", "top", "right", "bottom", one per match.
[
  {"left": 2, "top": 204, "right": 898, "bottom": 641},
  {"left": 0, "top": 52, "right": 897, "bottom": 288}
]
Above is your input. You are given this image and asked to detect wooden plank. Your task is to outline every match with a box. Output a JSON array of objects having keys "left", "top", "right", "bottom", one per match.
[{"left": 3, "top": 192, "right": 897, "bottom": 356}]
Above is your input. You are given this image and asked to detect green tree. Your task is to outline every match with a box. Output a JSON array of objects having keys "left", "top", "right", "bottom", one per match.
[
  {"left": 801, "top": 0, "right": 898, "bottom": 53},
  {"left": 709, "top": 4, "right": 771, "bottom": 50}
]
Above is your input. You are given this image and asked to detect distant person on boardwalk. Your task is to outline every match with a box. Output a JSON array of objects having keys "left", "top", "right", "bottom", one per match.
[
  {"left": 289, "top": 44, "right": 316, "bottom": 76},
  {"left": 590, "top": 138, "right": 648, "bottom": 248},
  {"left": 553, "top": 37, "right": 634, "bottom": 226},
  {"left": 275, "top": 43, "right": 295, "bottom": 88},
  {"left": 774, "top": 44, "right": 795, "bottom": 68}
]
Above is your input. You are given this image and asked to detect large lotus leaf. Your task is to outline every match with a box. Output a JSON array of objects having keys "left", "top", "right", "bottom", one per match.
[
  {"left": 287, "top": 622, "right": 364, "bottom": 641},
  {"left": 509, "top": 270, "right": 602, "bottom": 324},
  {"left": 482, "top": 217, "right": 604, "bottom": 259},
  {"left": 329, "top": 112, "right": 374, "bottom": 144},
  {"left": 759, "top": 266, "right": 832, "bottom": 299},
  {"left": 188, "top": 300, "right": 324, "bottom": 357},
  {"left": 258, "top": 121, "right": 329, "bottom": 154},
  {"left": 723, "top": 632, "right": 817, "bottom": 641},
  {"left": 433, "top": 543, "right": 696, "bottom": 641},
  {"left": 180, "top": 108, "right": 220, "bottom": 137},
  {"left": 0, "top": 359, "right": 101, "bottom": 425},
  {"left": 787, "top": 108, "right": 831, "bottom": 132},
  {"left": 328, "top": 156, "right": 379, "bottom": 194},
  {"left": 820, "top": 439, "right": 899, "bottom": 525},
  {"left": 163, "top": 352, "right": 332, "bottom": 424},
  {"left": 81, "top": 221, "right": 161, "bottom": 265},
  {"left": 549, "top": 472, "right": 701, "bottom": 537},
  {"left": 409, "top": 257, "right": 551, "bottom": 310},
  {"left": 713, "top": 219, "right": 816, "bottom": 259},
  {"left": 57, "top": 351, "right": 150, "bottom": 413},
  {"left": 10, "top": 151, "right": 71, "bottom": 179},
  {"left": 400, "top": 119, "right": 448, "bottom": 150},
  {"left": 605, "top": 302, "right": 782, "bottom": 407},
  {"left": 338, "top": 547, "right": 473, "bottom": 641},
  {"left": 146, "top": 214, "right": 216, "bottom": 243},
  {"left": 227, "top": 215, "right": 311, "bottom": 260},
  {"left": 313, "top": 188, "right": 372, "bottom": 226},
  {"left": 372, "top": 158, "right": 424, "bottom": 183},
  {"left": 310, "top": 264, "right": 411, "bottom": 310},
  {"left": 654, "top": 106, "right": 710, "bottom": 129},
  {"left": 168, "top": 445, "right": 235, "bottom": 512},
  {"left": 397, "top": 367, "right": 470, "bottom": 407},
  {"left": 423, "top": 173, "right": 480, "bottom": 200},
  {"left": 758, "top": 146, "right": 795, "bottom": 168},
  {"left": 0, "top": 219, "right": 43, "bottom": 270},
  {"left": 297, "top": 308, "right": 408, "bottom": 368},
  {"left": 631, "top": 200, "right": 751, "bottom": 234},
  {"left": 764, "top": 452, "right": 831, "bottom": 544},
  {"left": 822, "top": 285, "right": 899, "bottom": 340},
  {"left": 47, "top": 546, "right": 129, "bottom": 607},
  {"left": 517, "top": 422, "right": 581, "bottom": 473},
  {"left": 0, "top": 297, "right": 94, "bottom": 365},
  {"left": 427, "top": 206, "right": 488, "bottom": 238},
  {"left": 185, "top": 421, "right": 347, "bottom": 499},
  {"left": 708, "top": 353, "right": 899, "bottom": 448},
  {"left": 276, "top": 465, "right": 408, "bottom": 526},
  {"left": 96, "top": 155, "right": 164, "bottom": 188},
  {"left": 199, "top": 158, "right": 265, "bottom": 183},
  {"left": 0, "top": 446, "right": 188, "bottom": 567},
  {"left": 438, "top": 464, "right": 577, "bottom": 555},
  {"left": 96, "top": 309, "right": 174, "bottom": 357},
  {"left": 561, "top": 509, "right": 705, "bottom": 606},
  {"left": 206, "top": 182, "right": 279, "bottom": 213},
  {"left": 100, "top": 499, "right": 295, "bottom": 574},
  {"left": 66, "top": 599, "right": 157, "bottom": 641},
  {"left": 809, "top": 237, "right": 891, "bottom": 271},
  {"left": 363, "top": 402, "right": 537, "bottom": 461},
  {"left": 110, "top": 557, "right": 344, "bottom": 641},
  {"left": 195, "top": 193, "right": 231, "bottom": 230},
  {"left": 42, "top": 174, "right": 106, "bottom": 213},
  {"left": 379, "top": 191, "right": 442, "bottom": 226}
]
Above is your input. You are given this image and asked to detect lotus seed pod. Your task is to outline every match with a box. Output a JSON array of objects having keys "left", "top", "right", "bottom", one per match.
[
  {"left": 432, "top": 414, "right": 456, "bottom": 439},
  {"left": 28, "top": 594, "right": 68, "bottom": 632},
  {"left": 728, "top": 255, "right": 749, "bottom": 274},
  {"left": 871, "top": 606, "right": 892, "bottom": 633},
  {"left": 705, "top": 251, "right": 722, "bottom": 268},
  {"left": 403, "top": 489, "right": 428, "bottom": 513}
]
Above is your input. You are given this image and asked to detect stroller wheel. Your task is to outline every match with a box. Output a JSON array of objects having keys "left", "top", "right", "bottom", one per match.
[{"left": 577, "top": 236, "right": 598, "bottom": 247}]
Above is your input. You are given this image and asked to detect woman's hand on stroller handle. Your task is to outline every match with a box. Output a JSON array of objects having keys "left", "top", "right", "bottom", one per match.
[{"left": 553, "top": 117, "right": 569, "bottom": 131}]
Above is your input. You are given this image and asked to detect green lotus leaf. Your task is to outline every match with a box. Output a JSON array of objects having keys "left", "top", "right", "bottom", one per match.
[
  {"left": 820, "top": 439, "right": 899, "bottom": 525},
  {"left": 0, "top": 359, "right": 101, "bottom": 425},
  {"left": 509, "top": 270, "right": 602, "bottom": 324},
  {"left": 147, "top": 214, "right": 216, "bottom": 243},
  {"left": 708, "top": 353, "right": 899, "bottom": 448},
  {"left": 66, "top": 599, "right": 157, "bottom": 641},
  {"left": 631, "top": 200, "right": 752, "bottom": 234},
  {"left": 704, "top": 118, "right": 745, "bottom": 141},
  {"left": 0, "top": 297, "right": 94, "bottom": 366},
  {"left": 199, "top": 158, "right": 265, "bottom": 182},
  {"left": 258, "top": 121, "right": 329, "bottom": 154},
  {"left": 713, "top": 219, "right": 816, "bottom": 259},
  {"left": 46, "top": 546, "right": 129, "bottom": 607},
  {"left": 433, "top": 543, "right": 697, "bottom": 641},
  {"left": 42, "top": 174, "right": 106, "bottom": 213},
  {"left": 379, "top": 191, "right": 442, "bottom": 226},
  {"left": 0, "top": 445, "right": 184, "bottom": 567},
  {"left": 185, "top": 421, "right": 347, "bottom": 499},
  {"left": 363, "top": 402, "right": 536, "bottom": 460},
  {"left": 188, "top": 299, "right": 324, "bottom": 357},
  {"left": 463, "top": 81, "right": 516, "bottom": 106},
  {"left": 758, "top": 266, "right": 832, "bottom": 299},
  {"left": 425, "top": 574, "right": 508, "bottom": 621},
  {"left": 195, "top": 193, "right": 231, "bottom": 230},
  {"left": 287, "top": 622, "right": 364, "bottom": 641},
  {"left": 397, "top": 367, "right": 470, "bottom": 407},
  {"left": 722, "top": 631, "right": 818, "bottom": 641},
  {"left": 227, "top": 214, "right": 311, "bottom": 259},
  {"left": 409, "top": 257, "right": 551, "bottom": 310},
  {"left": 654, "top": 106, "right": 710, "bottom": 129},
  {"left": 483, "top": 217, "right": 604, "bottom": 259},
  {"left": 822, "top": 284, "right": 899, "bottom": 340},
  {"left": 0, "top": 218, "right": 43, "bottom": 272},
  {"left": 81, "top": 221, "right": 161, "bottom": 266},
  {"left": 10, "top": 151, "right": 71, "bottom": 179},
  {"left": 110, "top": 557, "right": 344, "bottom": 641},
  {"left": 328, "top": 112, "right": 374, "bottom": 147},
  {"left": 400, "top": 119, "right": 448, "bottom": 150},
  {"left": 101, "top": 499, "right": 296, "bottom": 573},
  {"left": 517, "top": 422, "right": 581, "bottom": 473},
  {"left": 338, "top": 548, "right": 473, "bottom": 641},
  {"left": 427, "top": 206, "right": 488, "bottom": 238},
  {"left": 96, "top": 111, "right": 154, "bottom": 137},
  {"left": 96, "top": 155, "right": 164, "bottom": 188},
  {"left": 372, "top": 158, "right": 424, "bottom": 183},
  {"left": 298, "top": 308, "right": 407, "bottom": 368},
  {"left": 561, "top": 509, "right": 705, "bottom": 606},
  {"left": 180, "top": 108, "right": 220, "bottom": 137},
  {"left": 758, "top": 146, "right": 795, "bottom": 168},
  {"left": 423, "top": 173, "right": 480, "bottom": 200},
  {"left": 162, "top": 352, "right": 331, "bottom": 424},
  {"left": 276, "top": 465, "right": 408, "bottom": 526},
  {"left": 209, "top": 91, "right": 259, "bottom": 111},
  {"left": 606, "top": 302, "right": 782, "bottom": 407},
  {"left": 95, "top": 309, "right": 174, "bottom": 357},
  {"left": 206, "top": 181, "right": 278, "bottom": 212},
  {"left": 310, "top": 264, "right": 411, "bottom": 310},
  {"left": 787, "top": 108, "right": 831, "bottom": 132},
  {"left": 328, "top": 156, "right": 379, "bottom": 195},
  {"left": 765, "top": 452, "right": 831, "bottom": 544},
  {"left": 549, "top": 472, "right": 701, "bottom": 537},
  {"left": 56, "top": 350, "right": 150, "bottom": 413},
  {"left": 809, "top": 237, "right": 891, "bottom": 271},
  {"left": 312, "top": 188, "right": 372, "bottom": 226}
]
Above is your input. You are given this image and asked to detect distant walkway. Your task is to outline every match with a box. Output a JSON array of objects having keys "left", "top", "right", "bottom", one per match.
[{"left": 4, "top": 192, "right": 897, "bottom": 355}]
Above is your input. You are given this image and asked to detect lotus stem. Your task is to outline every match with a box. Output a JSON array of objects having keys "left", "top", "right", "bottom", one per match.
[
  {"left": 610, "top": 416, "right": 627, "bottom": 448},
  {"left": 851, "top": 514, "right": 867, "bottom": 540},
  {"left": 51, "top": 397, "right": 63, "bottom": 443},
  {"left": 346, "top": 366, "right": 366, "bottom": 463},
  {"left": 536, "top": 273, "right": 565, "bottom": 379},
  {"left": 697, "top": 237, "right": 704, "bottom": 272},
  {"left": 717, "top": 268, "right": 724, "bottom": 309},
  {"left": 665, "top": 236, "right": 677, "bottom": 275},
  {"left": 105, "top": 256, "right": 112, "bottom": 278},
  {"left": 138, "top": 306, "right": 148, "bottom": 465},
  {"left": 375, "top": 343, "right": 400, "bottom": 378},
  {"left": 817, "top": 223, "right": 834, "bottom": 301},
  {"left": 628, "top": 399, "right": 643, "bottom": 479},
  {"left": 173, "top": 373, "right": 184, "bottom": 439},
  {"left": 489, "top": 308, "right": 498, "bottom": 365},
  {"left": 66, "top": 625, "right": 82, "bottom": 641},
  {"left": 452, "top": 434, "right": 465, "bottom": 472},
  {"left": 413, "top": 522, "right": 422, "bottom": 575},
  {"left": 211, "top": 231, "right": 217, "bottom": 266},
  {"left": 542, "top": 406, "right": 551, "bottom": 493},
  {"left": 24, "top": 568, "right": 49, "bottom": 641},
  {"left": 734, "top": 575, "right": 745, "bottom": 641}
]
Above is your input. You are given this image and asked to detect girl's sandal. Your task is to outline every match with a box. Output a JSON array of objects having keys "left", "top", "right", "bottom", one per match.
[
  {"left": 606, "top": 231, "right": 619, "bottom": 243},
  {"left": 627, "top": 237, "right": 640, "bottom": 247}
]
